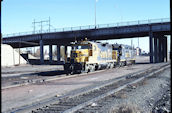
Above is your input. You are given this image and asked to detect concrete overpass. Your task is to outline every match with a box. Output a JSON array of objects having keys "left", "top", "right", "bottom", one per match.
[{"left": 2, "top": 18, "right": 170, "bottom": 64}]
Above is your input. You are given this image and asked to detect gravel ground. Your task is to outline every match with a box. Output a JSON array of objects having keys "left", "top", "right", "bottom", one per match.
[
  {"left": 110, "top": 68, "right": 171, "bottom": 113},
  {"left": 2, "top": 63, "right": 164, "bottom": 113},
  {"left": 76, "top": 67, "right": 171, "bottom": 113},
  {"left": 1, "top": 63, "right": 169, "bottom": 111},
  {"left": 2, "top": 56, "right": 170, "bottom": 113}
]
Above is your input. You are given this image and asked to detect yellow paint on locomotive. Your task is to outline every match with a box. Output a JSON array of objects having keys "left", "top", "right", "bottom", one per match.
[
  {"left": 112, "top": 50, "right": 118, "bottom": 60},
  {"left": 125, "top": 53, "right": 130, "bottom": 57},
  {"left": 71, "top": 49, "right": 90, "bottom": 63},
  {"left": 70, "top": 40, "right": 117, "bottom": 64}
]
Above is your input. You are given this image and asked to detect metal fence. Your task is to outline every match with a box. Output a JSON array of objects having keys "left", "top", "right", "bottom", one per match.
[{"left": 2, "top": 18, "right": 170, "bottom": 38}]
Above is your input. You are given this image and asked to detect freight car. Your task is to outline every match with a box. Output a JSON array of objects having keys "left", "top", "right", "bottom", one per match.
[{"left": 64, "top": 39, "right": 135, "bottom": 75}]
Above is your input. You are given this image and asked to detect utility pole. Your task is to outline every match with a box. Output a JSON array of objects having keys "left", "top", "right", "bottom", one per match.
[
  {"left": 40, "top": 21, "right": 43, "bottom": 33},
  {"left": 49, "top": 17, "right": 51, "bottom": 32},
  {"left": 95, "top": 0, "right": 98, "bottom": 29},
  {"left": 95, "top": 0, "right": 96, "bottom": 28},
  {"left": 19, "top": 41, "right": 21, "bottom": 65},
  {"left": 170, "top": 0, "right": 172, "bottom": 60},
  {"left": 131, "top": 39, "right": 133, "bottom": 56},
  {"left": 33, "top": 19, "right": 36, "bottom": 34},
  {"left": 32, "top": 17, "right": 51, "bottom": 33},
  {"left": 0, "top": 0, "right": 2, "bottom": 44}
]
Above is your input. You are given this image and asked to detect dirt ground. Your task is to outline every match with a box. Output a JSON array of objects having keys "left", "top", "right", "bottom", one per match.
[
  {"left": 2, "top": 64, "right": 63, "bottom": 77},
  {"left": 2, "top": 65, "right": 169, "bottom": 112},
  {"left": 1, "top": 56, "right": 148, "bottom": 77}
]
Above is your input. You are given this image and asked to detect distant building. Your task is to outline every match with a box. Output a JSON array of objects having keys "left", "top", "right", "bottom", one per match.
[{"left": 136, "top": 47, "right": 141, "bottom": 56}]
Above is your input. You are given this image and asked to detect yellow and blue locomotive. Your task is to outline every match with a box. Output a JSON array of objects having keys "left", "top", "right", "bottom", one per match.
[{"left": 64, "top": 39, "right": 135, "bottom": 74}]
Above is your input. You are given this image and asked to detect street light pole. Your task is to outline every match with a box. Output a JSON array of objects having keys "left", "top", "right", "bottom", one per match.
[
  {"left": 1, "top": 0, "right": 2, "bottom": 44},
  {"left": 95, "top": 0, "right": 97, "bottom": 29}
]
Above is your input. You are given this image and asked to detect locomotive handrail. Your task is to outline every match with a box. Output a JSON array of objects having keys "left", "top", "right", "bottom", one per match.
[{"left": 2, "top": 18, "right": 170, "bottom": 38}]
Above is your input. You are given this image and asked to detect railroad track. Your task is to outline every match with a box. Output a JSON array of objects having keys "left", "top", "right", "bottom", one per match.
[
  {"left": 1, "top": 63, "right": 136, "bottom": 89},
  {"left": 1, "top": 66, "right": 110, "bottom": 90},
  {"left": 8, "top": 63, "right": 170, "bottom": 113},
  {"left": 1, "top": 61, "right": 167, "bottom": 90},
  {"left": 1, "top": 63, "right": 169, "bottom": 90}
]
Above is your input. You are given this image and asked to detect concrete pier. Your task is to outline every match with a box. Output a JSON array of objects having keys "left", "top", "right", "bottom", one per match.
[
  {"left": 64, "top": 46, "right": 67, "bottom": 62},
  {"left": 49, "top": 44, "right": 52, "bottom": 62},
  {"left": 149, "top": 31, "right": 153, "bottom": 63},
  {"left": 40, "top": 40, "right": 44, "bottom": 64},
  {"left": 149, "top": 32, "right": 168, "bottom": 63},
  {"left": 154, "top": 37, "right": 158, "bottom": 63},
  {"left": 57, "top": 45, "right": 61, "bottom": 61},
  {"left": 164, "top": 37, "right": 168, "bottom": 62}
]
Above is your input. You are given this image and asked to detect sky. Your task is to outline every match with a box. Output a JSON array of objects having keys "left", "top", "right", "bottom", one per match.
[{"left": 1, "top": 0, "right": 170, "bottom": 52}]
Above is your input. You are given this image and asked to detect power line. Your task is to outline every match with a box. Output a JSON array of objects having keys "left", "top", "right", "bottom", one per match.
[{"left": 32, "top": 17, "right": 51, "bottom": 33}]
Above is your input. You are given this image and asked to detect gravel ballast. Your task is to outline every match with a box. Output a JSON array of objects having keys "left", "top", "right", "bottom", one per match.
[{"left": 77, "top": 67, "right": 171, "bottom": 113}]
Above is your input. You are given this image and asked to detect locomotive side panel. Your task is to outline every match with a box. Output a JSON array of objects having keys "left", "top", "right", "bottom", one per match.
[{"left": 120, "top": 45, "right": 136, "bottom": 65}]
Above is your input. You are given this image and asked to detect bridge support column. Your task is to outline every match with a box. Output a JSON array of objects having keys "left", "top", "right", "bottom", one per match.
[
  {"left": 158, "top": 37, "right": 162, "bottom": 62},
  {"left": 162, "top": 37, "right": 165, "bottom": 62},
  {"left": 156, "top": 37, "right": 160, "bottom": 63},
  {"left": 154, "top": 37, "right": 158, "bottom": 63},
  {"left": 163, "top": 36, "right": 168, "bottom": 62},
  {"left": 164, "top": 36, "right": 168, "bottom": 62},
  {"left": 57, "top": 45, "right": 61, "bottom": 62},
  {"left": 149, "top": 31, "right": 153, "bottom": 63},
  {"left": 64, "top": 46, "right": 67, "bottom": 62},
  {"left": 49, "top": 44, "right": 52, "bottom": 63},
  {"left": 159, "top": 37, "right": 162, "bottom": 62},
  {"left": 40, "top": 40, "right": 44, "bottom": 64},
  {"left": 154, "top": 34, "right": 167, "bottom": 63}
]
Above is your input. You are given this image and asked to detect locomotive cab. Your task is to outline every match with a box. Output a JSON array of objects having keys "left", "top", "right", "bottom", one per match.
[
  {"left": 70, "top": 44, "right": 92, "bottom": 63},
  {"left": 64, "top": 40, "right": 93, "bottom": 74}
]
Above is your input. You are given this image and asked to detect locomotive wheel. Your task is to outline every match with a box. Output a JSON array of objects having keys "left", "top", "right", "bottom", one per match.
[
  {"left": 85, "top": 65, "right": 89, "bottom": 73},
  {"left": 107, "top": 63, "right": 111, "bottom": 69},
  {"left": 91, "top": 65, "right": 96, "bottom": 72},
  {"left": 119, "top": 62, "right": 122, "bottom": 67},
  {"left": 124, "top": 61, "right": 127, "bottom": 66},
  {"left": 69, "top": 65, "right": 74, "bottom": 75},
  {"left": 132, "top": 60, "right": 135, "bottom": 64},
  {"left": 110, "top": 63, "right": 114, "bottom": 69},
  {"left": 70, "top": 71, "right": 74, "bottom": 75}
]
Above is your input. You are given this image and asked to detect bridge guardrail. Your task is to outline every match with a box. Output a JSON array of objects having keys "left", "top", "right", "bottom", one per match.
[{"left": 2, "top": 18, "right": 170, "bottom": 38}]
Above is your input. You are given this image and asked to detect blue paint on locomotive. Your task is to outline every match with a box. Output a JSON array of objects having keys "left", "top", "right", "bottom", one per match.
[
  {"left": 120, "top": 44, "right": 135, "bottom": 61},
  {"left": 96, "top": 42, "right": 113, "bottom": 61}
]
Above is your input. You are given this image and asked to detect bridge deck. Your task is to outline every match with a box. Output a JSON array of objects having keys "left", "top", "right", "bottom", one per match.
[{"left": 2, "top": 18, "right": 170, "bottom": 48}]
